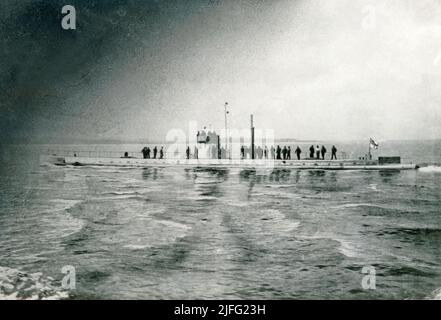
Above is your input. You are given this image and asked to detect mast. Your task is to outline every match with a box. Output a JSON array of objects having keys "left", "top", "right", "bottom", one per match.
[
  {"left": 224, "top": 102, "right": 228, "bottom": 159},
  {"left": 251, "top": 114, "right": 255, "bottom": 160}
]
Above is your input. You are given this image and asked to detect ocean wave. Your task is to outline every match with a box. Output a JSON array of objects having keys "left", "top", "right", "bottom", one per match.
[
  {"left": 222, "top": 199, "right": 250, "bottom": 207},
  {"left": 337, "top": 240, "right": 361, "bottom": 258},
  {"left": 48, "top": 199, "right": 83, "bottom": 212},
  {"left": 379, "top": 226, "right": 441, "bottom": 238},
  {"left": 368, "top": 184, "right": 381, "bottom": 192},
  {"left": 178, "top": 195, "right": 218, "bottom": 201},
  {"left": 156, "top": 219, "right": 192, "bottom": 231},
  {"left": 427, "top": 288, "right": 441, "bottom": 300},
  {"left": 259, "top": 209, "right": 300, "bottom": 232},
  {"left": 334, "top": 203, "right": 380, "bottom": 209},
  {"left": 418, "top": 165, "right": 441, "bottom": 173},
  {"left": 36, "top": 200, "right": 85, "bottom": 238},
  {"left": 103, "top": 191, "right": 144, "bottom": 196},
  {"left": 92, "top": 195, "right": 148, "bottom": 202},
  {"left": 265, "top": 184, "right": 296, "bottom": 189},
  {"left": 0, "top": 266, "right": 68, "bottom": 300},
  {"left": 333, "top": 203, "right": 422, "bottom": 217},
  {"left": 122, "top": 219, "right": 191, "bottom": 250}
]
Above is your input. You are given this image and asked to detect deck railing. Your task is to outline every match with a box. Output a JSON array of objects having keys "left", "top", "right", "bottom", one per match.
[
  {"left": 46, "top": 148, "right": 352, "bottom": 161},
  {"left": 46, "top": 149, "right": 143, "bottom": 159}
]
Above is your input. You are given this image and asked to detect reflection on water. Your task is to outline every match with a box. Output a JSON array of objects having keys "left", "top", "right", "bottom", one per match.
[
  {"left": 379, "top": 169, "right": 401, "bottom": 183},
  {"left": 142, "top": 167, "right": 162, "bottom": 180},
  {"left": 192, "top": 167, "right": 229, "bottom": 199},
  {"left": 269, "top": 169, "right": 291, "bottom": 183}
]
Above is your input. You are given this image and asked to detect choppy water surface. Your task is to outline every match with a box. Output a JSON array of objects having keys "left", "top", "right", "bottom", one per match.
[{"left": 0, "top": 144, "right": 440, "bottom": 299}]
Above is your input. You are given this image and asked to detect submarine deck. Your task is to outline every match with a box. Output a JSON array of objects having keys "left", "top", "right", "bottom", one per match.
[{"left": 41, "top": 155, "right": 418, "bottom": 170}]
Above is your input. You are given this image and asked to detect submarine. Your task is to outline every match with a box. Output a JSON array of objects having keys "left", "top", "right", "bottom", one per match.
[{"left": 40, "top": 115, "right": 418, "bottom": 171}]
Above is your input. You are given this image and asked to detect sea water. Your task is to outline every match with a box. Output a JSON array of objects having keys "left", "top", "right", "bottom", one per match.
[{"left": 0, "top": 141, "right": 440, "bottom": 299}]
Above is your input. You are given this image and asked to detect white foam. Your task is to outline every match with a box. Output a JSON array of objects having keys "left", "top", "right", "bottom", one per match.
[
  {"left": 41, "top": 200, "right": 85, "bottom": 238},
  {"left": 427, "top": 288, "right": 441, "bottom": 300},
  {"left": 122, "top": 219, "right": 191, "bottom": 250},
  {"left": 91, "top": 195, "right": 145, "bottom": 201},
  {"left": 418, "top": 165, "right": 441, "bottom": 173},
  {"left": 179, "top": 196, "right": 218, "bottom": 201},
  {"left": 223, "top": 200, "right": 249, "bottom": 207},
  {"left": 260, "top": 209, "right": 300, "bottom": 232},
  {"left": 123, "top": 244, "right": 149, "bottom": 250},
  {"left": 336, "top": 239, "right": 361, "bottom": 258},
  {"left": 47, "top": 199, "right": 82, "bottom": 212},
  {"left": 157, "top": 219, "right": 191, "bottom": 231},
  {"left": 0, "top": 266, "right": 69, "bottom": 300},
  {"left": 333, "top": 203, "right": 380, "bottom": 209}
]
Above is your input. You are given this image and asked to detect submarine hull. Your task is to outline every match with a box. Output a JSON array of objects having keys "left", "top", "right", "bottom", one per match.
[{"left": 40, "top": 155, "right": 417, "bottom": 170}]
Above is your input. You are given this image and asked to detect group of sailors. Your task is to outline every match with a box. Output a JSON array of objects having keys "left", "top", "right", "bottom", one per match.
[
  {"left": 138, "top": 144, "right": 338, "bottom": 160},
  {"left": 308, "top": 145, "right": 338, "bottom": 160},
  {"left": 140, "top": 146, "right": 164, "bottom": 159},
  {"left": 240, "top": 145, "right": 338, "bottom": 160},
  {"left": 140, "top": 146, "right": 200, "bottom": 160}
]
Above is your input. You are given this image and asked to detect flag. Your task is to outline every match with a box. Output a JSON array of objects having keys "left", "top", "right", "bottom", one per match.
[{"left": 370, "top": 138, "right": 379, "bottom": 149}]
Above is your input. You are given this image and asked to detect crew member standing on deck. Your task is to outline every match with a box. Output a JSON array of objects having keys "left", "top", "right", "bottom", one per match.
[
  {"left": 186, "top": 146, "right": 190, "bottom": 159},
  {"left": 287, "top": 146, "right": 291, "bottom": 160},
  {"left": 153, "top": 146, "right": 158, "bottom": 159},
  {"left": 295, "top": 146, "right": 301, "bottom": 160},
  {"left": 331, "top": 145, "right": 337, "bottom": 160},
  {"left": 276, "top": 145, "right": 281, "bottom": 160},
  {"left": 141, "top": 147, "right": 149, "bottom": 159},
  {"left": 241, "top": 146, "right": 245, "bottom": 159},
  {"left": 282, "top": 146, "right": 287, "bottom": 160},
  {"left": 316, "top": 145, "right": 320, "bottom": 159},
  {"left": 321, "top": 145, "right": 327, "bottom": 160},
  {"left": 257, "top": 146, "right": 262, "bottom": 159},
  {"left": 159, "top": 147, "right": 164, "bottom": 159},
  {"left": 264, "top": 146, "right": 268, "bottom": 159},
  {"left": 194, "top": 146, "right": 198, "bottom": 159},
  {"left": 309, "top": 145, "right": 315, "bottom": 159}
]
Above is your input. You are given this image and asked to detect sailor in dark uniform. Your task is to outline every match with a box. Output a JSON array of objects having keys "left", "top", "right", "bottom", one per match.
[
  {"left": 282, "top": 146, "right": 287, "bottom": 160},
  {"left": 276, "top": 145, "right": 282, "bottom": 160},
  {"left": 331, "top": 145, "right": 337, "bottom": 160},
  {"left": 141, "top": 147, "right": 149, "bottom": 159},
  {"left": 309, "top": 145, "right": 315, "bottom": 158},
  {"left": 321, "top": 145, "right": 327, "bottom": 160},
  {"left": 159, "top": 147, "right": 164, "bottom": 159},
  {"left": 153, "top": 146, "right": 158, "bottom": 159},
  {"left": 295, "top": 146, "right": 301, "bottom": 160}
]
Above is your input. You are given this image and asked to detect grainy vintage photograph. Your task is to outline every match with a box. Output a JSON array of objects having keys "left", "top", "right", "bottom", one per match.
[{"left": 0, "top": 0, "right": 440, "bottom": 305}]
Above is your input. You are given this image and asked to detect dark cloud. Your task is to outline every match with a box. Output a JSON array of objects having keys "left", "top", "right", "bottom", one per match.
[{"left": 0, "top": 0, "right": 209, "bottom": 142}]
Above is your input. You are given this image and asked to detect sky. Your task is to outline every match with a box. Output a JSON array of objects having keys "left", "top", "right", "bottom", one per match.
[{"left": 1, "top": 0, "right": 441, "bottom": 143}]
